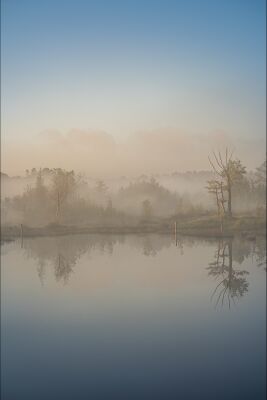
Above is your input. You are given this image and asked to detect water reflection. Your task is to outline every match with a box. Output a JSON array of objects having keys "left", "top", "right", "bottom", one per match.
[
  {"left": 142, "top": 236, "right": 157, "bottom": 256},
  {"left": 2, "top": 234, "right": 265, "bottom": 400},
  {"left": 20, "top": 234, "right": 266, "bottom": 302},
  {"left": 23, "top": 235, "right": 123, "bottom": 284},
  {"left": 207, "top": 240, "right": 249, "bottom": 309},
  {"left": 252, "top": 239, "right": 267, "bottom": 270}
]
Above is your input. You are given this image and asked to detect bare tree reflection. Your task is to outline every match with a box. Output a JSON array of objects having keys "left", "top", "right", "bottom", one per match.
[
  {"left": 252, "top": 238, "right": 266, "bottom": 270},
  {"left": 207, "top": 240, "right": 249, "bottom": 309}
]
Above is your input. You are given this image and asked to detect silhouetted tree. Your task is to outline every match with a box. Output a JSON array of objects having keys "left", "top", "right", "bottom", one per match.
[
  {"left": 206, "top": 179, "right": 226, "bottom": 216},
  {"left": 50, "top": 169, "right": 77, "bottom": 222},
  {"left": 106, "top": 198, "right": 113, "bottom": 216},
  {"left": 35, "top": 169, "right": 47, "bottom": 204},
  {"left": 208, "top": 149, "right": 246, "bottom": 217}
]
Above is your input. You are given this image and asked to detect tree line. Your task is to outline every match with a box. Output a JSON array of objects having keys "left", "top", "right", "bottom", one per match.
[{"left": 1, "top": 150, "right": 266, "bottom": 227}]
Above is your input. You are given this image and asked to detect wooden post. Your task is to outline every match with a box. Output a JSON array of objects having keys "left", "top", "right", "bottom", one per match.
[{"left": 20, "top": 223, "right": 24, "bottom": 248}]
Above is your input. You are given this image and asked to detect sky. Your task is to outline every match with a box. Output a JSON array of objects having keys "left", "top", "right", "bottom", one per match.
[{"left": 1, "top": 0, "right": 266, "bottom": 175}]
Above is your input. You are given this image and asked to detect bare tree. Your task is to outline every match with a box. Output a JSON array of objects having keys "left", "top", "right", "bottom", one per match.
[
  {"left": 206, "top": 179, "right": 226, "bottom": 216},
  {"left": 208, "top": 148, "right": 246, "bottom": 217}
]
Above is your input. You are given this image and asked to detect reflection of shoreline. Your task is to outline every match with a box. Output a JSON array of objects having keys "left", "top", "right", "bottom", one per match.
[{"left": 8, "top": 234, "right": 265, "bottom": 286}]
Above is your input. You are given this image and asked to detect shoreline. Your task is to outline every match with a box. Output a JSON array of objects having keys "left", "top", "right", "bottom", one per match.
[{"left": 1, "top": 215, "right": 265, "bottom": 241}]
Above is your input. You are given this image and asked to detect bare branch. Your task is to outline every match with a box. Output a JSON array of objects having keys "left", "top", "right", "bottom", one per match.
[
  {"left": 210, "top": 279, "right": 225, "bottom": 301},
  {"left": 218, "top": 151, "right": 225, "bottom": 169},
  {"left": 229, "top": 148, "right": 234, "bottom": 161},
  {"left": 213, "top": 151, "right": 224, "bottom": 170},
  {"left": 208, "top": 156, "right": 221, "bottom": 176},
  {"left": 215, "top": 286, "right": 226, "bottom": 308},
  {"left": 222, "top": 286, "right": 227, "bottom": 306}
]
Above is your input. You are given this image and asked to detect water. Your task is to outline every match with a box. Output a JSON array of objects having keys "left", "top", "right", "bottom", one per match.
[{"left": 1, "top": 234, "right": 266, "bottom": 400}]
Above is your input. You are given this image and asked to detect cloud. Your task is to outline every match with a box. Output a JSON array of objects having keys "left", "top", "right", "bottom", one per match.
[{"left": 2, "top": 128, "right": 265, "bottom": 177}]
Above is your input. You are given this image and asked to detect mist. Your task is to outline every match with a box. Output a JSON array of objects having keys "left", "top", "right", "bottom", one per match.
[
  {"left": 2, "top": 129, "right": 265, "bottom": 178},
  {"left": 1, "top": 154, "right": 266, "bottom": 230}
]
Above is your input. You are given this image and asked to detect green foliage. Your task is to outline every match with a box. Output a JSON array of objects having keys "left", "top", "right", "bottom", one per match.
[{"left": 223, "top": 159, "right": 246, "bottom": 184}]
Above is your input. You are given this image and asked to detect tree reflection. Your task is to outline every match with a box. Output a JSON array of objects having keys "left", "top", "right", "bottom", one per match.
[
  {"left": 142, "top": 237, "right": 157, "bottom": 256},
  {"left": 207, "top": 240, "right": 249, "bottom": 309},
  {"left": 36, "top": 258, "right": 46, "bottom": 286},
  {"left": 175, "top": 235, "right": 184, "bottom": 255},
  {"left": 22, "top": 235, "right": 119, "bottom": 285},
  {"left": 252, "top": 238, "right": 266, "bottom": 270},
  {"left": 54, "top": 253, "right": 73, "bottom": 284},
  {"left": 21, "top": 234, "right": 265, "bottom": 289}
]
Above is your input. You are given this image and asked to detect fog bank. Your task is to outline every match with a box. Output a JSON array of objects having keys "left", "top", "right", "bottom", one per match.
[{"left": 2, "top": 129, "right": 265, "bottom": 177}]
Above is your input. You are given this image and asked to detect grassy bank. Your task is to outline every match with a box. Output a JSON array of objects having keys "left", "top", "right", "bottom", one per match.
[
  {"left": 175, "top": 215, "right": 266, "bottom": 238},
  {"left": 1, "top": 221, "right": 171, "bottom": 240},
  {"left": 1, "top": 215, "right": 265, "bottom": 241}
]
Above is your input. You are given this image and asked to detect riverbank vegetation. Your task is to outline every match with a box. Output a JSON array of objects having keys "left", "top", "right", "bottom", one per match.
[{"left": 1, "top": 151, "right": 266, "bottom": 239}]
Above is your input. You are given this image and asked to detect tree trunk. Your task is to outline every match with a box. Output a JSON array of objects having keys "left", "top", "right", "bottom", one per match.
[
  {"left": 215, "top": 190, "right": 220, "bottom": 216},
  {"left": 220, "top": 183, "right": 226, "bottom": 214},
  {"left": 227, "top": 177, "right": 232, "bottom": 217}
]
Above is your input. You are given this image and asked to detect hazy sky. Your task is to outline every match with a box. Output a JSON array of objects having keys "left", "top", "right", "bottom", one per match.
[{"left": 1, "top": 0, "right": 266, "bottom": 175}]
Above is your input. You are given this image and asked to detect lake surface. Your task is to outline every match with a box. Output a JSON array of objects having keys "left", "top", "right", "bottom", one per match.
[{"left": 1, "top": 234, "right": 266, "bottom": 400}]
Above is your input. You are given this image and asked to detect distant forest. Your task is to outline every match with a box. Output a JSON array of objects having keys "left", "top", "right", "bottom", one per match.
[{"left": 1, "top": 155, "right": 266, "bottom": 227}]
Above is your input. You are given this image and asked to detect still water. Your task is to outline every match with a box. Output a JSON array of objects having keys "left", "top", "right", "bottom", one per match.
[{"left": 1, "top": 234, "right": 266, "bottom": 400}]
